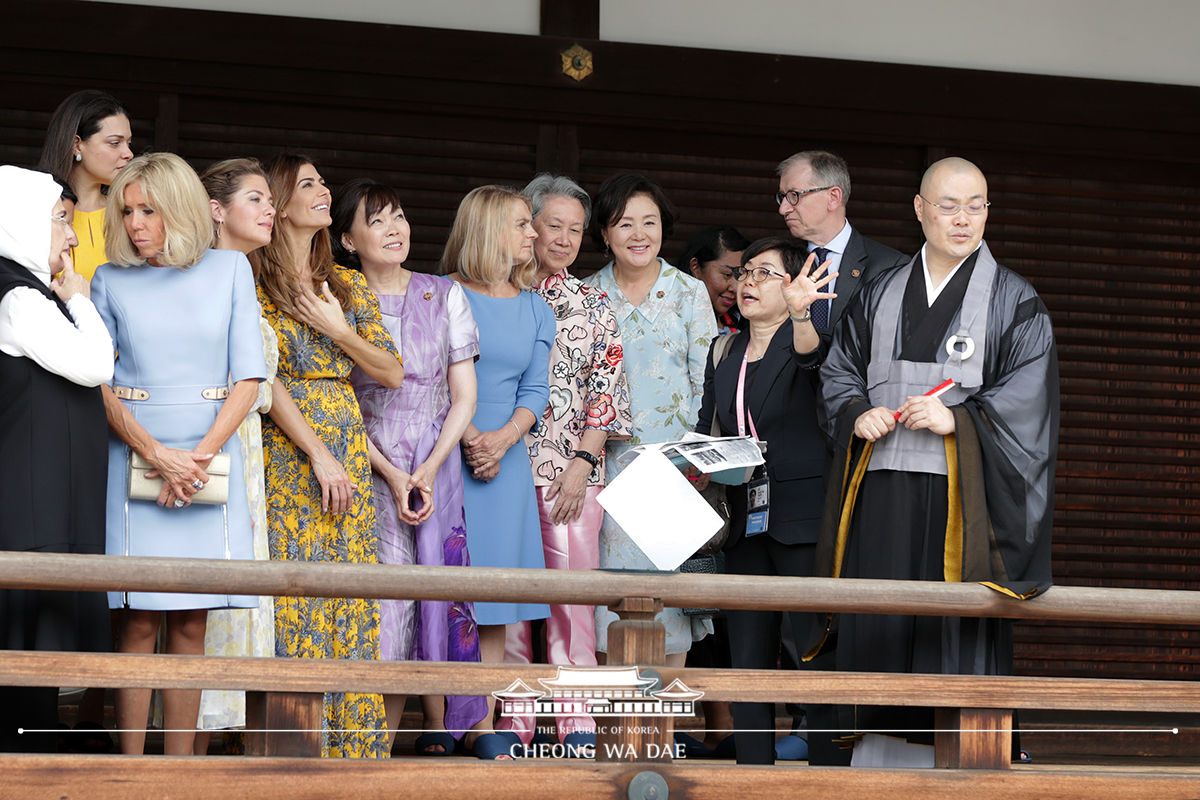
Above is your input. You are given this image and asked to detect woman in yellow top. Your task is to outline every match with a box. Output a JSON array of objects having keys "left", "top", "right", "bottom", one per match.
[{"left": 37, "top": 90, "right": 133, "bottom": 280}]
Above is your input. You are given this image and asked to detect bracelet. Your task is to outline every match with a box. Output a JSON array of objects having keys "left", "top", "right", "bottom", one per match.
[
  {"left": 791, "top": 309, "right": 812, "bottom": 324},
  {"left": 509, "top": 420, "right": 522, "bottom": 440},
  {"left": 572, "top": 449, "right": 599, "bottom": 468}
]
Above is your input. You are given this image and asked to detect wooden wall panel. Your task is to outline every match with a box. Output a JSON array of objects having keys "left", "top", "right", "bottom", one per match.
[{"left": 2, "top": 0, "right": 1197, "bottom": 685}]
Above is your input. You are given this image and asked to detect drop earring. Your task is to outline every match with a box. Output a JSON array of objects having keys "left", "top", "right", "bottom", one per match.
[{"left": 74, "top": 153, "right": 82, "bottom": 162}]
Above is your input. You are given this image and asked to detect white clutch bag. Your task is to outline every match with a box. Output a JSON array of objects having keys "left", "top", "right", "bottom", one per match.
[{"left": 128, "top": 451, "right": 231, "bottom": 505}]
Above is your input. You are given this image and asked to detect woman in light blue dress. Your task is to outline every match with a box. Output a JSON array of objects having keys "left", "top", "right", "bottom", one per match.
[
  {"left": 583, "top": 172, "right": 718, "bottom": 665},
  {"left": 443, "top": 185, "right": 553, "bottom": 759},
  {"left": 92, "top": 153, "right": 266, "bottom": 755}
]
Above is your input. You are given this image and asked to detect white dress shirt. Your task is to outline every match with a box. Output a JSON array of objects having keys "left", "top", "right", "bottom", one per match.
[{"left": 809, "top": 220, "right": 853, "bottom": 320}]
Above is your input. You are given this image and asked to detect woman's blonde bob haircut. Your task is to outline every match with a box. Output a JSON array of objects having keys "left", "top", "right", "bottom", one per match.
[
  {"left": 104, "top": 152, "right": 214, "bottom": 269},
  {"left": 439, "top": 185, "right": 536, "bottom": 289}
]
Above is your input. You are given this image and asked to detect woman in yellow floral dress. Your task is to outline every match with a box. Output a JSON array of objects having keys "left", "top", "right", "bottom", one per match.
[{"left": 251, "top": 154, "right": 405, "bottom": 758}]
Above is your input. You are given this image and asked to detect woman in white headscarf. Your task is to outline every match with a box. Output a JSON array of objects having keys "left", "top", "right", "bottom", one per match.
[{"left": 0, "top": 165, "right": 114, "bottom": 752}]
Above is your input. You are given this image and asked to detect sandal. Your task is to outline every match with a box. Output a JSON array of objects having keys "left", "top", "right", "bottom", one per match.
[{"left": 414, "top": 731, "right": 456, "bottom": 756}]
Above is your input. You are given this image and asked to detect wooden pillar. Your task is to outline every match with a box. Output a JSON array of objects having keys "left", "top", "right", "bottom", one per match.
[
  {"left": 934, "top": 707, "right": 1012, "bottom": 769},
  {"left": 595, "top": 597, "right": 675, "bottom": 763},
  {"left": 245, "top": 691, "right": 323, "bottom": 757}
]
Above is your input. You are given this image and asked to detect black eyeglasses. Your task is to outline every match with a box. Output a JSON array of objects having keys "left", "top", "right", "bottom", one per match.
[
  {"left": 775, "top": 186, "right": 834, "bottom": 206},
  {"left": 731, "top": 266, "right": 786, "bottom": 283}
]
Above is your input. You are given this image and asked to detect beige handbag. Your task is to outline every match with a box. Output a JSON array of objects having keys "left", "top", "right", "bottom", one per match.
[{"left": 128, "top": 451, "right": 231, "bottom": 505}]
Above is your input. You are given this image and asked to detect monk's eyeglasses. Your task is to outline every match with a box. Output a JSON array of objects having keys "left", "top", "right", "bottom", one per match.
[{"left": 920, "top": 196, "right": 991, "bottom": 215}]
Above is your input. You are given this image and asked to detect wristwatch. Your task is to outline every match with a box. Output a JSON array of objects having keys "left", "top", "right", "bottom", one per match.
[{"left": 572, "top": 449, "right": 599, "bottom": 468}]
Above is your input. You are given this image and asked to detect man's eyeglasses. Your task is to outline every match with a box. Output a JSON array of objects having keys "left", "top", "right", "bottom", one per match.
[
  {"left": 920, "top": 196, "right": 991, "bottom": 216},
  {"left": 775, "top": 186, "right": 834, "bottom": 206},
  {"left": 50, "top": 214, "right": 72, "bottom": 229},
  {"left": 731, "top": 266, "right": 786, "bottom": 283}
]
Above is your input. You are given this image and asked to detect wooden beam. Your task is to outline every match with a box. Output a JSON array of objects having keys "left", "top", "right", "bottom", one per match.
[
  {"left": 540, "top": 0, "right": 599, "bottom": 39},
  {"left": 2, "top": 552, "right": 1200, "bottom": 625},
  {"left": 3, "top": 756, "right": 1200, "bottom": 800},
  {"left": 2, "top": 652, "right": 1199, "bottom": 713}
]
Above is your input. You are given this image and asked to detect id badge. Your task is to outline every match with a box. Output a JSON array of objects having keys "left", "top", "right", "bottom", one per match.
[{"left": 746, "top": 473, "right": 770, "bottom": 536}]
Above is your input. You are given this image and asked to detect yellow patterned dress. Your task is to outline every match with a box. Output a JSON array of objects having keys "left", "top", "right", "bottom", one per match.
[{"left": 258, "top": 267, "right": 399, "bottom": 758}]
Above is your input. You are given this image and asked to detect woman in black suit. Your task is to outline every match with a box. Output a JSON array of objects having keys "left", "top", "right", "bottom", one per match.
[{"left": 694, "top": 235, "right": 834, "bottom": 765}]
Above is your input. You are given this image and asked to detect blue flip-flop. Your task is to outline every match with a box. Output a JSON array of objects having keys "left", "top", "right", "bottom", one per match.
[
  {"left": 562, "top": 731, "right": 596, "bottom": 758},
  {"left": 469, "top": 731, "right": 520, "bottom": 760},
  {"left": 775, "top": 733, "right": 809, "bottom": 761},
  {"left": 414, "top": 731, "right": 456, "bottom": 756},
  {"left": 709, "top": 735, "right": 736, "bottom": 759},
  {"left": 673, "top": 732, "right": 712, "bottom": 758}
]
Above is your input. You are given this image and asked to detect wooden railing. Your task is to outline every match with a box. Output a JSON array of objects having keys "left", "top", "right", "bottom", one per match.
[{"left": 1, "top": 551, "right": 1199, "bottom": 799}]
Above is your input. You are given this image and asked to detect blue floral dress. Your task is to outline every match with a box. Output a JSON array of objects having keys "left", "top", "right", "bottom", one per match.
[{"left": 583, "top": 259, "right": 718, "bottom": 654}]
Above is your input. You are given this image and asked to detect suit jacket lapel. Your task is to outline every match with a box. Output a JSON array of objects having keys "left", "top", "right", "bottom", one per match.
[
  {"left": 747, "top": 322, "right": 794, "bottom": 428},
  {"left": 830, "top": 229, "right": 868, "bottom": 327},
  {"left": 715, "top": 332, "right": 750, "bottom": 434}
]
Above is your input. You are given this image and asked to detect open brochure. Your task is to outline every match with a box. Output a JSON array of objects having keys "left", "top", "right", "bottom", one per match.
[{"left": 633, "top": 432, "right": 766, "bottom": 485}]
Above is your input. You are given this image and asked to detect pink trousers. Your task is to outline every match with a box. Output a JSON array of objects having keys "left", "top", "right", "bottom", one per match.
[{"left": 498, "top": 485, "right": 602, "bottom": 743}]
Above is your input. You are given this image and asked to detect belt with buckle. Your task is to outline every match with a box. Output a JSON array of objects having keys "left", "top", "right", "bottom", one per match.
[{"left": 112, "top": 386, "right": 230, "bottom": 401}]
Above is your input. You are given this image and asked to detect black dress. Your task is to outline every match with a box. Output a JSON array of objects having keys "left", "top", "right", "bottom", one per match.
[{"left": 0, "top": 256, "right": 110, "bottom": 750}]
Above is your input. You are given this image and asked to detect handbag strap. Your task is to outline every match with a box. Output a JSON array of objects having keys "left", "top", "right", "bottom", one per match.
[{"left": 708, "top": 333, "right": 737, "bottom": 437}]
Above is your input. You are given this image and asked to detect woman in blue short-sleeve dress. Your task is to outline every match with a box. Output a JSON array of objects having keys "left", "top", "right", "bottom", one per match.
[
  {"left": 91, "top": 153, "right": 266, "bottom": 755},
  {"left": 442, "top": 185, "right": 553, "bottom": 759}
]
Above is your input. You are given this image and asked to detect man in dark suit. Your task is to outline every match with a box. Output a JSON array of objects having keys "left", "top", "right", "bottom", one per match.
[
  {"left": 777, "top": 150, "right": 909, "bottom": 332},
  {"left": 772, "top": 151, "right": 909, "bottom": 764}
]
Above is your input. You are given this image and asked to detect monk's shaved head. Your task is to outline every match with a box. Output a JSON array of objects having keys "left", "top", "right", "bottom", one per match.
[{"left": 920, "top": 157, "right": 986, "bottom": 197}]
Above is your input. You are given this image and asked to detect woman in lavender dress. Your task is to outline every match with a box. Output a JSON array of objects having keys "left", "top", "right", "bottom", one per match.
[{"left": 333, "top": 179, "right": 486, "bottom": 755}]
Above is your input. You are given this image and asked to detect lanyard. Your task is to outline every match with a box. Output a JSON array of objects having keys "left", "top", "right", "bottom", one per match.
[{"left": 735, "top": 351, "right": 760, "bottom": 440}]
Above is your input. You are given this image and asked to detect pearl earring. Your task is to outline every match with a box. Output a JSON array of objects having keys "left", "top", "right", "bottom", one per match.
[{"left": 74, "top": 153, "right": 82, "bottom": 162}]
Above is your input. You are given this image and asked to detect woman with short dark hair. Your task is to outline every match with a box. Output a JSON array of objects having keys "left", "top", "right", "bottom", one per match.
[
  {"left": 332, "top": 177, "right": 487, "bottom": 755},
  {"left": 694, "top": 235, "right": 835, "bottom": 765},
  {"left": 583, "top": 172, "right": 718, "bottom": 667}
]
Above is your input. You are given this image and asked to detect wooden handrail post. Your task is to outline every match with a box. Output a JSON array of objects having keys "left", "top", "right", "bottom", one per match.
[
  {"left": 595, "top": 596, "right": 675, "bottom": 763},
  {"left": 934, "top": 707, "right": 1012, "bottom": 769},
  {"left": 245, "top": 690, "right": 323, "bottom": 757}
]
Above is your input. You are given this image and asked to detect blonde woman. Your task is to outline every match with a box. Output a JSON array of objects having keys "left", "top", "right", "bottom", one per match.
[
  {"left": 91, "top": 152, "right": 266, "bottom": 755},
  {"left": 443, "top": 185, "right": 553, "bottom": 759}
]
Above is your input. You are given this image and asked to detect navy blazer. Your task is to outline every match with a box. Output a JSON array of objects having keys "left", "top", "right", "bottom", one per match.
[
  {"left": 828, "top": 227, "right": 911, "bottom": 328},
  {"left": 695, "top": 321, "right": 826, "bottom": 547}
]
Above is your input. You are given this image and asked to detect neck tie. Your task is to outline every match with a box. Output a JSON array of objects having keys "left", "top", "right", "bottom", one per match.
[{"left": 810, "top": 247, "right": 831, "bottom": 332}]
